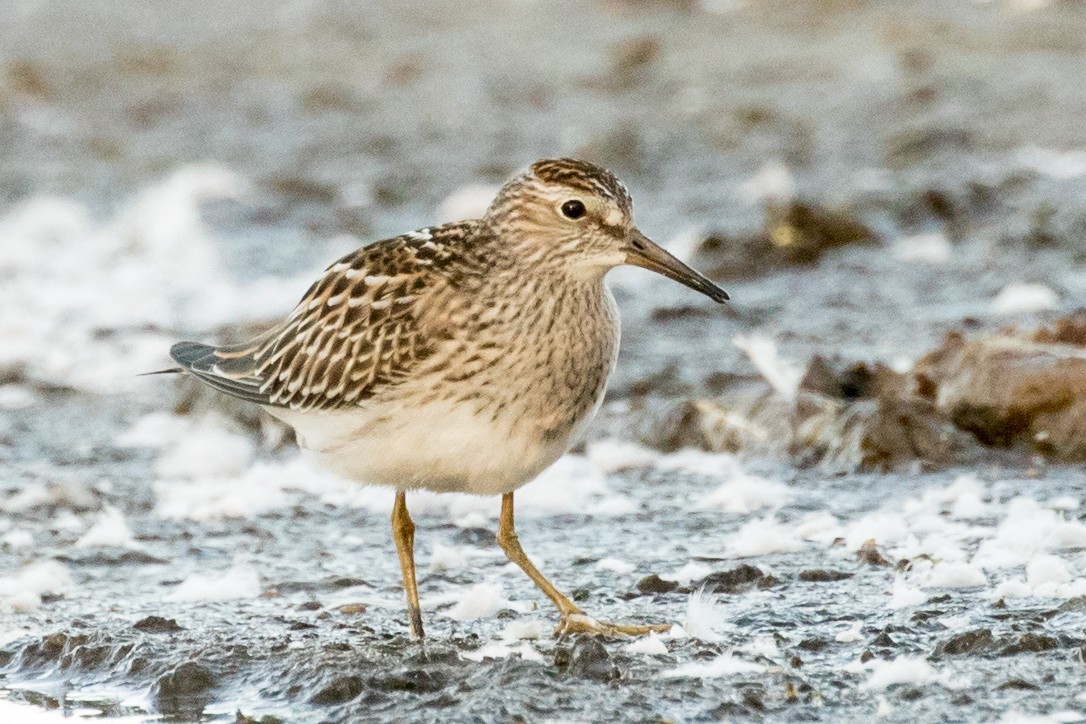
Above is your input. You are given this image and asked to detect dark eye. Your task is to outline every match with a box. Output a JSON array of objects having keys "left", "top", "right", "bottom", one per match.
[{"left": 560, "top": 199, "right": 586, "bottom": 220}]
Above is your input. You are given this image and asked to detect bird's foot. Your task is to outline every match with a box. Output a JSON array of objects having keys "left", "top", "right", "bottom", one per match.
[{"left": 554, "top": 612, "right": 671, "bottom": 638}]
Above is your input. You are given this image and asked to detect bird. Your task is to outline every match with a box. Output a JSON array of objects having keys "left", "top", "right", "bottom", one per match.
[{"left": 162, "top": 158, "right": 728, "bottom": 641}]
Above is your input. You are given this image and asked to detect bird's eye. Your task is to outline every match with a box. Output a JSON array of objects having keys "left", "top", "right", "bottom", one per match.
[{"left": 560, "top": 199, "right": 586, "bottom": 220}]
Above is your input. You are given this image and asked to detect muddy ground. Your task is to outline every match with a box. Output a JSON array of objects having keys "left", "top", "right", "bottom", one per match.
[{"left": 2, "top": 1, "right": 1086, "bottom": 722}]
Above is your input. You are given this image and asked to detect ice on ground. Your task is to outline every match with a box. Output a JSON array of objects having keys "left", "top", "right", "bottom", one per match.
[
  {"left": 662, "top": 653, "right": 765, "bottom": 678},
  {"left": 724, "top": 515, "right": 804, "bottom": 558},
  {"left": 1, "top": 529, "right": 34, "bottom": 551},
  {"left": 860, "top": 656, "right": 940, "bottom": 691},
  {"left": 462, "top": 640, "right": 543, "bottom": 663},
  {"left": 0, "top": 384, "right": 37, "bottom": 410},
  {"left": 1016, "top": 146, "right": 1086, "bottom": 180},
  {"left": 429, "top": 543, "right": 470, "bottom": 573},
  {"left": 652, "top": 449, "right": 793, "bottom": 516},
  {"left": 0, "top": 167, "right": 315, "bottom": 392},
  {"left": 155, "top": 461, "right": 293, "bottom": 521},
  {"left": 499, "top": 619, "right": 548, "bottom": 641},
  {"left": 626, "top": 631, "right": 668, "bottom": 656},
  {"left": 888, "top": 577, "right": 926, "bottom": 609},
  {"left": 991, "top": 282, "right": 1059, "bottom": 315},
  {"left": 596, "top": 557, "right": 636, "bottom": 575},
  {"left": 155, "top": 421, "right": 255, "bottom": 479},
  {"left": 165, "top": 562, "right": 261, "bottom": 601},
  {"left": 684, "top": 588, "right": 729, "bottom": 643},
  {"left": 445, "top": 583, "right": 510, "bottom": 622},
  {"left": 974, "top": 497, "right": 1086, "bottom": 568},
  {"left": 912, "top": 560, "right": 988, "bottom": 590},
  {"left": 669, "top": 561, "right": 714, "bottom": 585},
  {"left": 834, "top": 622, "right": 863, "bottom": 643},
  {"left": 0, "top": 561, "right": 73, "bottom": 613},
  {"left": 893, "top": 233, "right": 951, "bottom": 264},
  {"left": 586, "top": 439, "right": 658, "bottom": 473},
  {"left": 1, "top": 476, "right": 98, "bottom": 514},
  {"left": 74, "top": 506, "right": 134, "bottom": 548},
  {"left": 697, "top": 469, "right": 790, "bottom": 514},
  {"left": 733, "top": 335, "right": 803, "bottom": 402}
]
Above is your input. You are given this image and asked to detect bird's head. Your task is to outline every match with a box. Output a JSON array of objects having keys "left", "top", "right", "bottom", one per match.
[{"left": 484, "top": 158, "right": 728, "bottom": 303}]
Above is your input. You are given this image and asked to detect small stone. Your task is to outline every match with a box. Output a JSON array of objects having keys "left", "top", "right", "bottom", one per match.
[
  {"left": 561, "top": 636, "right": 619, "bottom": 682},
  {"left": 335, "top": 603, "right": 367, "bottom": 615},
  {"left": 310, "top": 676, "right": 365, "bottom": 705},
  {"left": 636, "top": 574, "right": 679, "bottom": 594},
  {"left": 857, "top": 540, "right": 891, "bottom": 567},
  {"left": 696, "top": 564, "right": 776, "bottom": 594},
  {"left": 152, "top": 662, "right": 214, "bottom": 718},
  {"left": 934, "top": 628, "right": 995, "bottom": 657},
  {"left": 1000, "top": 633, "right": 1059, "bottom": 656},
  {"left": 133, "top": 616, "right": 183, "bottom": 633},
  {"left": 798, "top": 569, "right": 853, "bottom": 582},
  {"left": 798, "top": 638, "right": 828, "bottom": 652}
]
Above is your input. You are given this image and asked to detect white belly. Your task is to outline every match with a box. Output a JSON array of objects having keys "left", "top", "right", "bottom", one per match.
[{"left": 265, "top": 399, "right": 570, "bottom": 495}]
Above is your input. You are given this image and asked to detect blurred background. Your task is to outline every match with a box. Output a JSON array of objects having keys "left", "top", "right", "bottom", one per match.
[{"left": 2, "top": 1, "right": 1086, "bottom": 721}]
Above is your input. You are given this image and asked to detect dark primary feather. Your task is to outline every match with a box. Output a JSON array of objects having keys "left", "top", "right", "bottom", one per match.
[{"left": 171, "top": 221, "right": 475, "bottom": 411}]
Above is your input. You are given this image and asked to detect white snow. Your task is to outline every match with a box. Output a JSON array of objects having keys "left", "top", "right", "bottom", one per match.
[
  {"left": 834, "top": 622, "right": 864, "bottom": 643},
  {"left": 462, "top": 640, "right": 543, "bottom": 663},
  {"left": 662, "top": 653, "right": 764, "bottom": 678},
  {"left": 429, "top": 543, "right": 470, "bottom": 573},
  {"left": 446, "top": 583, "right": 509, "bottom": 621},
  {"left": 991, "top": 282, "right": 1059, "bottom": 315},
  {"left": 0, "top": 529, "right": 34, "bottom": 551},
  {"left": 893, "top": 233, "right": 951, "bottom": 264},
  {"left": 585, "top": 439, "right": 658, "bottom": 473},
  {"left": 725, "top": 515, "right": 803, "bottom": 557},
  {"left": 596, "top": 558, "right": 636, "bottom": 575},
  {"left": 0, "top": 560, "right": 73, "bottom": 612},
  {"left": 860, "top": 655, "right": 939, "bottom": 691},
  {"left": 74, "top": 505, "right": 134, "bottom": 548},
  {"left": 499, "top": 619, "right": 548, "bottom": 641},
  {"left": 0, "top": 166, "right": 312, "bottom": 393},
  {"left": 1017, "top": 146, "right": 1086, "bottom": 180},
  {"left": 626, "top": 631, "right": 669, "bottom": 656},
  {"left": 165, "top": 563, "right": 261, "bottom": 601},
  {"left": 888, "top": 577, "right": 926, "bottom": 609}
]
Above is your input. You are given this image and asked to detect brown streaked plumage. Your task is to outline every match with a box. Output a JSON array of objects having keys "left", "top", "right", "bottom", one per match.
[{"left": 165, "top": 158, "right": 728, "bottom": 642}]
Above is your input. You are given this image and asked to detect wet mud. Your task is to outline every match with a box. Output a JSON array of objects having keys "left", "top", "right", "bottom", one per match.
[{"left": 3, "top": 0, "right": 1086, "bottom": 722}]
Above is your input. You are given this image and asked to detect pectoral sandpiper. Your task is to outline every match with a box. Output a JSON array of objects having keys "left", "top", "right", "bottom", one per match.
[{"left": 163, "top": 158, "right": 728, "bottom": 640}]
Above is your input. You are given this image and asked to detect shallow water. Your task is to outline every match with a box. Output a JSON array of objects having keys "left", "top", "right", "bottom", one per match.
[{"left": 3, "top": 0, "right": 1086, "bottom": 722}]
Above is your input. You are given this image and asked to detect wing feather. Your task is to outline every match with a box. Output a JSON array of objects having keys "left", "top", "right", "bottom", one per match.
[{"left": 170, "top": 223, "right": 472, "bottom": 410}]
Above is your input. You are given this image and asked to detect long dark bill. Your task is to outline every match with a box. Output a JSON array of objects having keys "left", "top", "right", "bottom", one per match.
[{"left": 624, "top": 228, "right": 729, "bottom": 303}]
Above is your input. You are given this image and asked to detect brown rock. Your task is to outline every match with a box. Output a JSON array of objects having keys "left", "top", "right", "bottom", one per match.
[{"left": 916, "top": 327, "right": 1086, "bottom": 460}]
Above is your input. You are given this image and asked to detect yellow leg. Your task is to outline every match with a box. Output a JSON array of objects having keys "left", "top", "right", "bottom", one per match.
[
  {"left": 391, "top": 491, "right": 424, "bottom": 641},
  {"left": 496, "top": 492, "right": 669, "bottom": 637}
]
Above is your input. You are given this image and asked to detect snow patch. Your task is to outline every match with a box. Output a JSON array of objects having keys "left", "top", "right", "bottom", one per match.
[
  {"left": 165, "top": 563, "right": 261, "bottom": 601},
  {"left": 991, "top": 282, "right": 1058, "bottom": 315},
  {"left": 662, "top": 653, "right": 764, "bottom": 678},
  {"left": 893, "top": 233, "right": 951, "bottom": 264},
  {"left": 861, "top": 655, "right": 939, "bottom": 691},
  {"left": 0, "top": 561, "right": 73, "bottom": 612},
  {"left": 74, "top": 505, "right": 134, "bottom": 548}
]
